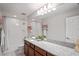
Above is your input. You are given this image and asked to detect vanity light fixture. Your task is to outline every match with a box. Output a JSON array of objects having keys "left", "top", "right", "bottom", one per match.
[
  {"left": 47, "top": 3, "right": 53, "bottom": 10},
  {"left": 43, "top": 6, "right": 48, "bottom": 14},
  {"left": 37, "top": 10, "right": 40, "bottom": 15},
  {"left": 40, "top": 8, "right": 44, "bottom": 15},
  {"left": 37, "top": 3, "right": 57, "bottom": 16}
]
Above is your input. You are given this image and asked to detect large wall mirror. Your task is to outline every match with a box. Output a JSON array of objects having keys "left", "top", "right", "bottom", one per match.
[
  {"left": 31, "top": 21, "right": 42, "bottom": 37},
  {"left": 27, "top": 20, "right": 42, "bottom": 38},
  {"left": 27, "top": 19, "right": 48, "bottom": 39}
]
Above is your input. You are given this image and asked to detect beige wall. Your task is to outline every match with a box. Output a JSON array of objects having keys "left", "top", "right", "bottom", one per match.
[{"left": 46, "top": 8, "right": 79, "bottom": 43}]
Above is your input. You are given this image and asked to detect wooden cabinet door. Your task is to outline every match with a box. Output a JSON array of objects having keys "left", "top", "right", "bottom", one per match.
[
  {"left": 35, "top": 46, "right": 46, "bottom": 56},
  {"left": 24, "top": 40, "right": 55, "bottom": 56},
  {"left": 24, "top": 44, "right": 28, "bottom": 56},
  {"left": 35, "top": 51, "right": 42, "bottom": 56},
  {"left": 28, "top": 47, "right": 34, "bottom": 56}
]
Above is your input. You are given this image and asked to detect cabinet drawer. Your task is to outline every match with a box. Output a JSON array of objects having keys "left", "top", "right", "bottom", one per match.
[{"left": 35, "top": 46, "right": 46, "bottom": 56}]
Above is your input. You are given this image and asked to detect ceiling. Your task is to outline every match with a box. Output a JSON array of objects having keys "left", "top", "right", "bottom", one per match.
[
  {"left": 0, "top": 3, "right": 45, "bottom": 20},
  {"left": 29, "top": 3, "right": 79, "bottom": 20},
  {"left": 0, "top": 3, "right": 79, "bottom": 21}
]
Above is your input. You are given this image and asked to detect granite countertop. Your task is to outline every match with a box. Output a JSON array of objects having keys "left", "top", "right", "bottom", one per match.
[{"left": 25, "top": 38, "right": 79, "bottom": 56}]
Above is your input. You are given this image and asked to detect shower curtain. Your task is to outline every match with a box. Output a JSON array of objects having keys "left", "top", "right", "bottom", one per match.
[{"left": 1, "top": 17, "right": 8, "bottom": 55}]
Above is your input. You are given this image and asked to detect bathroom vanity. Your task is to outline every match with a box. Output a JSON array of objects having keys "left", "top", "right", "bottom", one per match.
[
  {"left": 24, "top": 38, "right": 79, "bottom": 56},
  {"left": 24, "top": 40, "right": 54, "bottom": 56}
]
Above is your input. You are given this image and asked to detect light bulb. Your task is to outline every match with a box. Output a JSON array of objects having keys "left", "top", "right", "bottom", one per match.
[
  {"left": 43, "top": 6, "right": 48, "bottom": 14},
  {"left": 48, "top": 9, "right": 51, "bottom": 12},
  {"left": 43, "top": 6, "right": 47, "bottom": 10},
  {"left": 37, "top": 10, "right": 41, "bottom": 15},
  {"left": 40, "top": 8, "right": 45, "bottom": 15},
  {"left": 52, "top": 8, "right": 56, "bottom": 11},
  {"left": 37, "top": 10, "right": 39, "bottom": 15},
  {"left": 47, "top": 3, "right": 52, "bottom": 9}
]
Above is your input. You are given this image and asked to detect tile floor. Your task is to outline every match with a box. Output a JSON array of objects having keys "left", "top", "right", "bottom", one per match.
[{"left": 0, "top": 46, "right": 25, "bottom": 56}]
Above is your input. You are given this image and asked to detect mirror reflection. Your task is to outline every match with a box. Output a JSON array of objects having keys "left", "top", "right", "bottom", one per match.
[{"left": 27, "top": 19, "right": 48, "bottom": 40}]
